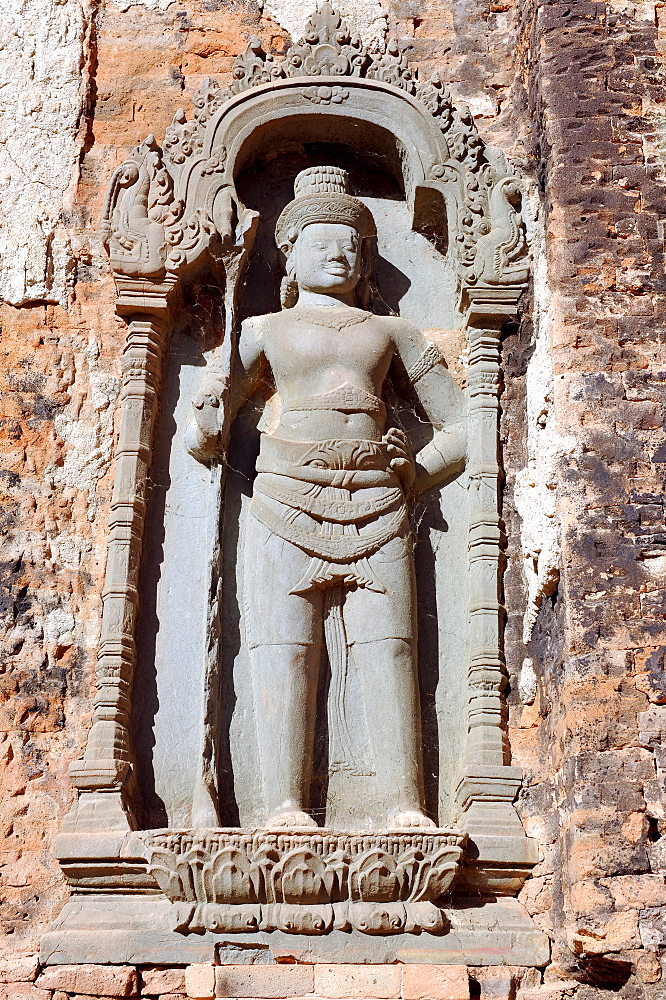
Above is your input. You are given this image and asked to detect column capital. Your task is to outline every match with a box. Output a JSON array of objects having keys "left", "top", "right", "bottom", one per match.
[
  {"left": 113, "top": 274, "right": 180, "bottom": 319},
  {"left": 459, "top": 282, "right": 525, "bottom": 327}
]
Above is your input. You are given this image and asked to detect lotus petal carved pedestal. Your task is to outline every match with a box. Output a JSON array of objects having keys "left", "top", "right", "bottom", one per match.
[
  {"left": 146, "top": 829, "right": 465, "bottom": 936},
  {"left": 43, "top": 824, "right": 548, "bottom": 965}
]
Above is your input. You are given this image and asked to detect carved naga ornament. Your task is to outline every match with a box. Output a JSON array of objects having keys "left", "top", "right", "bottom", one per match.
[
  {"left": 44, "top": 4, "right": 546, "bottom": 970},
  {"left": 100, "top": 3, "right": 528, "bottom": 290}
]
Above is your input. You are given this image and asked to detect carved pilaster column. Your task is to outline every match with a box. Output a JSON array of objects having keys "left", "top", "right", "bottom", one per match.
[
  {"left": 455, "top": 284, "right": 538, "bottom": 894},
  {"left": 465, "top": 322, "right": 509, "bottom": 767},
  {"left": 67, "top": 277, "right": 177, "bottom": 831}
]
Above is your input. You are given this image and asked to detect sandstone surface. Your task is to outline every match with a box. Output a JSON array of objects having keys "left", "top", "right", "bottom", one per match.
[{"left": 0, "top": 0, "right": 665, "bottom": 996}]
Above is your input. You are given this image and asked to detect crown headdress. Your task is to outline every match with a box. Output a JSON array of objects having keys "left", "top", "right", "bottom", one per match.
[{"left": 275, "top": 166, "right": 376, "bottom": 251}]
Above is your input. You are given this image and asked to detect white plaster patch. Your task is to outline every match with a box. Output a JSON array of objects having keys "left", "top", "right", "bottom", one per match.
[
  {"left": 44, "top": 608, "right": 76, "bottom": 647},
  {"left": 452, "top": 93, "right": 498, "bottom": 120},
  {"left": 260, "top": 0, "right": 387, "bottom": 48},
  {"left": 519, "top": 657, "right": 537, "bottom": 705},
  {"left": 111, "top": 0, "right": 175, "bottom": 10},
  {"left": 0, "top": 0, "right": 93, "bottom": 306},
  {"left": 514, "top": 182, "right": 577, "bottom": 644}
]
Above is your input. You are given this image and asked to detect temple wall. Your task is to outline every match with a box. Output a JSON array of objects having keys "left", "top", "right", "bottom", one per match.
[{"left": 1, "top": 0, "right": 665, "bottom": 996}]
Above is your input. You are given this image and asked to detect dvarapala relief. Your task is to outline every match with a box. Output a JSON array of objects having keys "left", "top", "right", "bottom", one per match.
[
  {"left": 43, "top": 4, "right": 548, "bottom": 967},
  {"left": 186, "top": 163, "right": 467, "bottom": 834}
]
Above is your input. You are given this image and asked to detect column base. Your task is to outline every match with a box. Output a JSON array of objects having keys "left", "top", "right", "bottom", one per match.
[{"left": 455, "top": 767, "right": 540, "bottom": 895}]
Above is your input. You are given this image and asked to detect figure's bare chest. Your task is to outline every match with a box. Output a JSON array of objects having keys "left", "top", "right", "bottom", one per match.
[{"left": 263, "top": 314, "right": 392, "bottom": 382}]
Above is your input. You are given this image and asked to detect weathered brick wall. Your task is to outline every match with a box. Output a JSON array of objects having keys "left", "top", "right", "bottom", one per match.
[
  {"left": 0, "top": 959, "right": 554, "bottom": 999},
  {"left": 504, "top": 0, "right": 666, "bottom": 993},
  {"left": 1, "top": 0, "right": 665, "bottom": 996}
]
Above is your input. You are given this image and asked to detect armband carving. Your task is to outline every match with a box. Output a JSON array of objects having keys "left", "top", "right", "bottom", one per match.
[{"left": 406, "top": 342, "right": 444, "bottom": 384}]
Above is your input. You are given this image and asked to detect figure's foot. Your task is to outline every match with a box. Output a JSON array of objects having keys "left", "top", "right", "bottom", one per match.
[
  {"left": 387, "top": 808, "right": 437, "bottom": 830},
  {"left": 264, "top": 802, "right": 318, "bottom": 830}
]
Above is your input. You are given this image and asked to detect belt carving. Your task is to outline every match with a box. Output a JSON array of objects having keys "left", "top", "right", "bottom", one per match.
[
  {"left": 250, "top": 495, "right": 406, "bottom": 562},
  {"left": 255, "top": 477, "right": 403, "bottom": 524},
  {"left": 256, "top": 436, "right": 401, "bottom": 488},
  {"left": 282, "top": 385, "right": 386, "bottom": 420},
  {"left": 250, "top": 435, "right": 409, "bottom": 565}
]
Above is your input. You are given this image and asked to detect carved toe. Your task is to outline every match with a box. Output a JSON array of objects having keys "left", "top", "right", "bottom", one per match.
[
  {"left": 264, "top": 809, "right": 318, "bottom": 830},
  {"left": 387, "top": 809, "right": 437, "bottom": 830}
]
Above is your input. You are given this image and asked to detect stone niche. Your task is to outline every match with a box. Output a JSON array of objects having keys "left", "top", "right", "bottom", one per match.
[{"left": 42, "top": 4, "right": 548, "bottom": 969}]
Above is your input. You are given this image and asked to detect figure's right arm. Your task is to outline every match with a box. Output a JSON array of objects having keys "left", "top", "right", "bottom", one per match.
[{"left": 185, "top": 317, "right": 265, "bottom": 465}]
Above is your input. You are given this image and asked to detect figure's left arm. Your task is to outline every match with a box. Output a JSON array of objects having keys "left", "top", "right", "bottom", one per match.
[{"left": 391, "top": 319, "right": 468, "bottom": 493}]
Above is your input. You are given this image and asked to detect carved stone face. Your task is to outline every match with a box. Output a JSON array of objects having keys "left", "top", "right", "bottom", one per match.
[{"left": 292, "top": 222, "right": 361, "bottom": 296}]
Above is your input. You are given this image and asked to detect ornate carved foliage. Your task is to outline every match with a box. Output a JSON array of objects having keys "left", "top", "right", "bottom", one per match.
[
  {"left": 146, "top": 830, "right": 465, "bottom": 935},
  {"left": 231, "top": 35, "right": 286, "bottom": 92},
  {"left": 101, "top": 136, "right": 184, "bottom": 278},
  {"left": 185, "top": 5, "right": 461, "bottom": 139},
  {"left": 102, "top": 2, "right": 529, "bottom": 289},
  {"left": 286, "top": 3, "right": 368, "bottom": 77}
]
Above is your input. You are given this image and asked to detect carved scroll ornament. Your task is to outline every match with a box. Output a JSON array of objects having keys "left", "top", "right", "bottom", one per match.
[
  {"left": 101, "top": 2, "right": 529, "bottom": 291},
  {"left": 146, "top": 830, "right": 465, "bottom": 935}
]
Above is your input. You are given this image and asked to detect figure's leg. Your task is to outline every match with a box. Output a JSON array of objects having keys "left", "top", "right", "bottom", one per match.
[
  {"left": 343, "top": 529, "right": 435, "bottom": 829},
  {"left": 350, "top": 635, "right": 435, "bottom": 829},
  {"left": 243, "top": 512, "right": 323, "bottom": 827},
  {"left": 249, "top": 640, "right": 321, "bottom": 827}
]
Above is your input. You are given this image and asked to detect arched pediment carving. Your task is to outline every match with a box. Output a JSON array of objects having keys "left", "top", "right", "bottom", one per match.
[{"left": 102, "top": 2, "right": 528, "bottom": 296}]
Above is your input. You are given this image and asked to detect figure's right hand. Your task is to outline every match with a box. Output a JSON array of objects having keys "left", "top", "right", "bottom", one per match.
[
  {"left": 192, "top": 376, "right": 227, "bottom": 437},
  {"left": 186, "top": 376, "right": 227, "bottom": 464},
  {"left": 384, "top": 426, "right": 415, "bottom": 491}
]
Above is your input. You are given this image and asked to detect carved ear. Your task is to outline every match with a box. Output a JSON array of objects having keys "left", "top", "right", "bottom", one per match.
[
  {"left": 279, "top": 235, "right": 296, "bottom": 257},
  {"left": 360, "top": 235, "right": 376, "bottom": 276},
  {"left": 280, "top": 275, "right": 299, "bottom": 308},
  {"left": 355, "top": 236, "right": 375, "bottom": 309}
]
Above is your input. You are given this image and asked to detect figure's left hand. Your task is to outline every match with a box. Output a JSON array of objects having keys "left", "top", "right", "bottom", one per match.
[{"left": 384, "top": 426, "right": 415, "bottom": 490}]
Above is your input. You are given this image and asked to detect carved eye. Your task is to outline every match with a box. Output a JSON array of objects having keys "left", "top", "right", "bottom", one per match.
[{"left": 119, "top": 164, "right": 140, "bottom": 186}]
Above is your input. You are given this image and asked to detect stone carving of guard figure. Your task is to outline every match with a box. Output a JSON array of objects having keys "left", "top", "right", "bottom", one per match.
[{"left": 187, "top": 166, "right": 467, "bottom": 831}]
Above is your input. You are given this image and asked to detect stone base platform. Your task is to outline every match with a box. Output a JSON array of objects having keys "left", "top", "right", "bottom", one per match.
[
  {"left": 40, "top": 893, "right": 549, "bottom": 967},
  {"left": 45, "top": 826, "right": 548, "bottom": 969}
]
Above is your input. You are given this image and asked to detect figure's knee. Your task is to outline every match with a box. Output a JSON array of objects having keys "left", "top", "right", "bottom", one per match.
[
  {"left": 250, "top": 642, "right": 316, "bottom": 674},
  {"left": 352, "top": 637, "right": 414, "bottom": 666}
]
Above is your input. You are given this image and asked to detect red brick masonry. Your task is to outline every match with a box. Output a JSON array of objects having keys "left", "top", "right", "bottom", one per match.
[{"left": 0, "top": 960, "right": 582, "bottom": 1000}]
